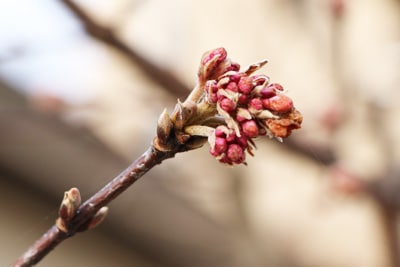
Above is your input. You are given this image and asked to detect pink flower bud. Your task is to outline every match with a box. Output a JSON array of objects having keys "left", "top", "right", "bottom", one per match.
[
  {"left": 220, "top": 98, "right": 236, "bottom": 112},
  {"left": 198, "top": 48, "right": 228, "bottom": 83},
  {"left": 226, "top": 82, "right": 239, "bottom": 92},
  {"left": 238, "top": 94, "right": 249, "bottom": 105},
  {"left": 226, "top": 132, "right": 236, "bottom": 142},
  {"left": 238, "top": 76, "right": 253, "bottom": 94},
  {"left": 262, "top": 95, "right": 293, "bottom": 113},
  {"left": 249, "top": 98, "right": 263, "bottom": 111},
  {"left": 225, "top": 72, "right": 242, "bottom": 83},
  {"left": 226, "top": 62, "right": 240, "bottom": 72},
  {"left": 227, "top": 144, "right": 245, "bottom": 164},
  {"left": 213, "top": 137, "right": 227, "bottom": 154},
  {"left": 201, "top": 47, "right": 227, "bottom": 66},
  {"left": 236, "top": 134, "right": 249, "bottom": 148},
  {"left": 215, "top": 126, "right": 227, "bottom": 137},
  {"left": 241, "top": 120, "right": 259, "bottom": 138},
  {"left": 260, "top": 87, "right": 276, "bottom": 99}
]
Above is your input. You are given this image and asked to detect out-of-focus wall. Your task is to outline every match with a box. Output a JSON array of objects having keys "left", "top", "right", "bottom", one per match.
[{"left": 1, "top": 0, "right": 400, "bottom": 266}]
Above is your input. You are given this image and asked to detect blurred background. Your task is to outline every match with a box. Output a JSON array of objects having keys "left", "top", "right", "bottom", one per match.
[{"left": 1, "top": 0, "right": 400, "bottom": 266}]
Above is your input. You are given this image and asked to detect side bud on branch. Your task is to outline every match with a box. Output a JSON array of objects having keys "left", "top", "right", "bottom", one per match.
[
  {"left": 154, "top": 47, "right": 303, "bottom": 165},
  {"left": 57, "top": 187, "right": 81, "bottom": 232},
  {"left": 56, "top": 187, "right": 109, "bottom": 233}
]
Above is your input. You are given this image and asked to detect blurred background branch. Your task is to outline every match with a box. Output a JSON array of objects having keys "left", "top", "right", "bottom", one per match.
[{"left": 1, "top": 0, "right": 400, "bottom": 266}]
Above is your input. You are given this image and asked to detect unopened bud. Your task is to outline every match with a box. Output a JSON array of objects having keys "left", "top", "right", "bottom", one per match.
[
  {"left": 238, "top": 76, "right": 253, "bottom": 94},
  {"left": 211, "top": 137, "right": 228, "bottom": 155},
  {"left": 262, "top": 95, "right": 293, "bottom": 113},
  {"left": 57, "top": 187, "right": 81, "bottom": 232},
  {"left": 220, "top": 98, "right": 236, "bottom": 113},
  {"left": 87, "top": 206, "right": 109, "bottom": 230},
  {"left": 157, "top": 108, "right": 173, "bottom": 144},
  {"left": 248, "top": 98, "right": 263, "bottom": 112},
  {"left": 58, "top": 187, "right": 81, "bottom": 223},
  {"left": 198, "top": 47, "right": 228, "bottom": 83},
  {"left": 259, "top": 87, "right": 276, "bottom": 99},
  {"left": 242, "top": 120, "right": 259, "bottom": 138},
  {"left": 227, "top": 144, "right": 245, "bottom": 164}
]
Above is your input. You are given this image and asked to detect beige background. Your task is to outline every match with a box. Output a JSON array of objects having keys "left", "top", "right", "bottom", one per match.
[{"left": 1, "top": 0, "right": 400, "bottom": 266}]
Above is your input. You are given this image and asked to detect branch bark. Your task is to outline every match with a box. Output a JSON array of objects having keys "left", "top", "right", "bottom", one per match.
[{"left": 11, "top": 145, "right": 180, "bottom": 267}]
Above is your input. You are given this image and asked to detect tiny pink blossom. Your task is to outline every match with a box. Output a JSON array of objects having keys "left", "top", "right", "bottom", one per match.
[
  {"left": 260, "top": 87, "right": 276, "bottom": 99},
  {"left": 238, "top": 94, "right": 249, "bottom": 105},
  {"left": 226, "top": 82, "right": 239, "bottom": 92},
  {"left": 213, "top": 137, "right": 227, "bottom": 154},
  {"left": 220, "top": 98, "right": 236, "bottom": 112},
  {"left": 202, "top": 47, "right": 227, "bottom": 66},
  {"left": 225, "top": 62, "right": 240, "bottom": 72},
  {"left": 238, "top": 76, "right": 253, "bottom": 94},
  {"left": 241, "top": 120, "right": 259, "bottom": 138},
  {"left": 199, "top": 48, "right": 302, "bottom": 165},
  {"left": 235, "top": 134, "right": 249, "bottom": 148},
  {"left": 249, "top": 98, "right": 263, "bottom": 111},
  {"left": 215, "top": 126, "right": 227, "bottom": 138},
  {"left": 225, "top": 131, "right": 236, "bottom": 142},
  {"left": 227, "top": 144, "right": 245, "bottom": 164}
]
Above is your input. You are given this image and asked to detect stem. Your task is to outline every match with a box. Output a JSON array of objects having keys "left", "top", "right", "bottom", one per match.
[
  {"left": 184, "top": 84, "right": 203, "bottom": 104},
  {"left": 12, "top": 145, "right": 177, "bottom": 267}
]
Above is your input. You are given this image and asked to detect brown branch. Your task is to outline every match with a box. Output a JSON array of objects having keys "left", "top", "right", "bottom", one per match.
[
  {"left": 368, "top": 167, "right": 400, "bottom": 267},
  {"left": 11, "top": 146, "right": 182, "bottom": 267},
  {"left": 61, "top": 0, "right": 190, "bottom": 98},
  {"left": 331, "top": 165, "right": 400, "bottom": 267}
]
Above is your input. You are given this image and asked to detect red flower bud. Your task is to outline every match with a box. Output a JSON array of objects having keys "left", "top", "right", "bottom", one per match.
[
  {"left": 227, "top": 144, "right": 245, "bottom": 164},
  {"left": 212, "top": 137, "right": 227, "bottom": 154},
  {"left": 226, "top": 131, "right": 236, "bottom": 142},
  {"left": 236, "top": 134, "right": 249, "bottom": 148},
  {"left": 262, "top": 95, "right": 293, "bottom": 112},
  {"left": 225, "top": 72, "right": 242, "bottom": 83},
  {"left": 198, "top": 47, "right": 228, "bottom": 83},
  {"left": 226, "top": 82, "right": 239, "bottom": 92},
  {"left": 226, "top": 62, "right": 240, "bottom": 72},
  {"left": 201, "top": 47, "right": 227, "bottom": 66},
  {"left": 238, "top": 76, "right": 253, "bottom": 94},
  {"left": 220, "top": 98, "right": 236, "bottom": 112},
  {"left": 260, "top": 87, "right": 276, "bottom": 99},
  {"left": 241, "top": 120, "right": 259, "bottom": 138},
  {"left": 238, "top": 94, "right": 249, "bottom": 105},
  {"left": 215, "top": 126, "right": 227, "bottom": 138},
  {"left": 249, "top": 98, "right": 263, "bottom": 111}
]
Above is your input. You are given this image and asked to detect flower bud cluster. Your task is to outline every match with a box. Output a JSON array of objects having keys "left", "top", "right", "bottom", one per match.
[{"left": 200, "top": 48, "right": 302, "bottom": 165}]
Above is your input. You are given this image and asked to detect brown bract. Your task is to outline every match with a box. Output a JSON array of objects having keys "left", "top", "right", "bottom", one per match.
[{"left": 265, "top": 109, "right": 303, "bottom": 138}]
